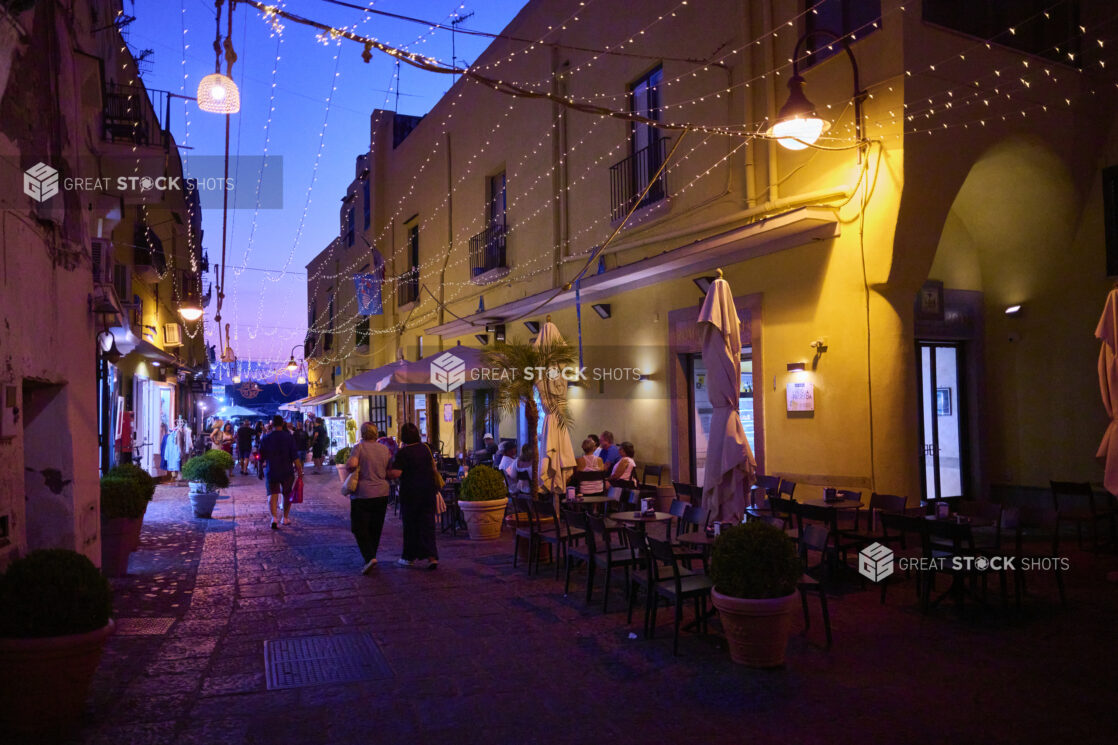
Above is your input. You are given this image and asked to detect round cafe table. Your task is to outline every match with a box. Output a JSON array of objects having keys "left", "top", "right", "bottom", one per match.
[{"left": 607, "top": 510, "right": 673, "bottom": 536}]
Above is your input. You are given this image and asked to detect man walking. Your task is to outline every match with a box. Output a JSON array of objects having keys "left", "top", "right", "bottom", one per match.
[
  {"left": 236, "top": 419, "right": 255, "bottom": 475},
  {"left": 260, "top": 415, "right": 302, "bottom": 529},
  {"left": 311, "top": 416, "right": 328, "bottom": 474}
]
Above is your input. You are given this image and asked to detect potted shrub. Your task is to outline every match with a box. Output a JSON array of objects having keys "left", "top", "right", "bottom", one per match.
[
  {"left": 457, "top": 464, "right": 508, "bottom": 540},
  {"left": 334, "top": 446, "right": 352, "bottom": 483},
  {"left": 709, "top": 521, "right": 803, "bottom": 667},
  {"left": 99, "top": 476, "right": 147, "bottom": 577},
  {"left": 106, "top": 463, "right": 156, "bottom": 549},
  {"left": 181, "top": 450, "right": 231, "bottom": 518},
  {"left": 0, "top": 549, "right": 114, "bottom": 739}
]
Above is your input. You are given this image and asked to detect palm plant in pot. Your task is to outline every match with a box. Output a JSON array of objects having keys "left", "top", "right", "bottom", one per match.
[
  {"left": 99, "top": 475, "right": 148, "bottom": 577},
  {"left": 0, "top": 549, "right": 114, "bottom": 739},
  {"left": 481, "top": 336, "right": 578, "bottom": 499},
  {"left": 709, "top": 520, "right": 803, "bottom": 667},
  {"left": 457, "top": 464, "right": 508, "bottom": 540},
  {"left": 181, "top": 450, "right": 231, "bottom": 518}
]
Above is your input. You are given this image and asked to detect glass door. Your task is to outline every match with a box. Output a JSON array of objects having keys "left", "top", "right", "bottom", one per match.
[
  {"left": 917, "top": 343, "right": 966, "bottom": 500},
  {"left": 689, "top": 349, "right": 754, "bottom": 486}
]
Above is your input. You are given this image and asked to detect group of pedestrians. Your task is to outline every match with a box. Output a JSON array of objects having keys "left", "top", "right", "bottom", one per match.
[
  {"left": 226, "top": 413, "right": 439, "bottom": 574},
  {"left": 345, "top": 421, "right": 439, "bottom": 574}
]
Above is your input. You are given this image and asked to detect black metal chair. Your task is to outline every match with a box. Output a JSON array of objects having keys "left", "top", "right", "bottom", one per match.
[
  {"left": 645, "top": 535, "right": 713, "bottom": 655},
  {"left": 1050, "top": 481, "right": 1117, "bottom": 550},
  {"left": 563, "top": 509, "right": 594, "bottom": 603},
  {"left": 641, "top": 464, "right": 664, "bottom": 486}
]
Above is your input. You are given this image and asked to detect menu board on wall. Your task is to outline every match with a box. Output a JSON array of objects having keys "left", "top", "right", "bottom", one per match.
[{"left": 786, "top": 382, "right": 814, "bottom": 412}]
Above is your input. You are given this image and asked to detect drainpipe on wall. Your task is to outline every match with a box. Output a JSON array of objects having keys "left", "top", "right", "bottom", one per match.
[{"left": 763, "top": 0, "right": 781, "bottom": 203}]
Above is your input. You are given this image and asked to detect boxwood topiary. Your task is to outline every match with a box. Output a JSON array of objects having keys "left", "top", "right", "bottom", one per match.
[
  {"left": 333, "top": 446, "right": 351, "bottom": 465},
  {"left": 100, "top": 476, "right": 147, "bottom": 520},
  {"left": 181, "top": 454, "right": 231, "bottom": 489},
  {"left": 0, "top": 549, "right": 113, "bottom": 638},
  {"left": 203, "top": 448, "right": 234, "bottom": 472},
  {"left": 106, "top": 463, "right": 156, "bottom": 501},
  {"left": 460, "top": 464, "right": 508, "bottom": 501},
  {"left": 709, "top": 521, "right": 803, "bottom": 599}
]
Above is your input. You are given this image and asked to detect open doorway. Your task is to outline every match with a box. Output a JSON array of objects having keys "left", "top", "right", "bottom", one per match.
[{"left": 916, "top": 342, "right": 968, "bottom": 500}]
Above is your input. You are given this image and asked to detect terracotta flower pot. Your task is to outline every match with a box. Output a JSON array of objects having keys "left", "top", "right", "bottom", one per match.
[
  {"left": 711, "top": 587, "right": 797, "bottom": 667},
  {"left": 0, "top": 619, "right": 115, "bottom": 738},
  {"left": 458, "top": 498, "right": 507, "bottom": 540},
  {"left": 100, "top": 517, "right": 141, "bottom": 577}
]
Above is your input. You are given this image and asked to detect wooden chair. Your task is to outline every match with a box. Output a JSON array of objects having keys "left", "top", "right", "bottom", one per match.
[
  {"left": 1050, "top": 481, "right": 1117, "bottom": 550},
  {"left": 645, "top": 535, "right": 713, "bottom": 654}
]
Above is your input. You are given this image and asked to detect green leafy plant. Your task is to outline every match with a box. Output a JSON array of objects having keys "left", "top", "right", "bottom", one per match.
[
  {"left": 333, "top": 446, "right": 351, "bottom": 465},
  {"left": 106, "top": 463, "right": 156, "bottom": 501},
  {"left": 709, "top": 521, "right": 802, "bottom": 599},
  {"left": 0, "top": 549, "right": 113, "bottom": 638},
  {"left": 181, "top": 454, "right": 231, "bottom": 490},
  {"left": 480, "top": 336, "right": 579, "bottom": 498},
  {"left": 100, "top": 476, "right": 147, "bottom": 520},
  {"left": 459, "top": 464, "right": 508, "bottom": 501},
  {"left": 203, "top": 448, "right": 234, "bottom": 472}
]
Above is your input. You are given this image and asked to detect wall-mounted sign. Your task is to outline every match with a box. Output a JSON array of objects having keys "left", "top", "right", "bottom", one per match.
[
  {"left": 444, "top": 403, "right": 453, "bottom": 423},
  {"left": 786, "top": 381, "right": 814, "bottom": 412}
]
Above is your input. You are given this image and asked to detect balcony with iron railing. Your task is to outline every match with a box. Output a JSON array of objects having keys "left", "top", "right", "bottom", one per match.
[
  {"left": 469, "top": 223, "right": 509, "bottom": 284},
  {"left": 397, "top": 270, "right": 419, "bottom": 306},
  {"left": 102, "top": 83, "right": 172, "bottom": 148},
  {"left": 609, "top": 138, "right": 669, "bottom": 222}
]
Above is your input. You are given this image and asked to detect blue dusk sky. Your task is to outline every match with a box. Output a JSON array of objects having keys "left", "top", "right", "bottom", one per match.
[{"left": 128, "top": 0, "right": 528, "bottom": 374}]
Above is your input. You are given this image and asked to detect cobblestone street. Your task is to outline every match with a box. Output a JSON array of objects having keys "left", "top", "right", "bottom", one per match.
[{"left": 70, "top": 473, "right": 1118, "bottom": 745}]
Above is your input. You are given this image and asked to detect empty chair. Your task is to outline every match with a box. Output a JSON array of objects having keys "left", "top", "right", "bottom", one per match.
[
  {"left": 1050, "top": 481, "right": 1117, "bottom": 550},
  {"left": 535, "top": 498, "right": 578, "bottom": 579},
  {"left": 642, "top": 464, "right": 665, "bottom": 486},
  {"left": 797, "top": 525, "right": 834, "bottom": 648},
  {"left": 678, "top": 504, "right": 710, "bottom": 536},
  {"left": 876, "top": 511, "right": 926, "bottom": 605},
  {"left": 1011, "top": 506, "right": 1066, "bottom": 608},
  {"left": 510, "top": 496, "right": 541, "bottom": 575},
  {"left": 778, "top": 479, "right": 797, "bottom": 499},
  {"left": 562, "top": 509, "right": 595, "bottom": 603},
  {"left": 586, "top": 514, "right": 639, "bottom": 613},
  {"left": 837, "top": 492, "right": 908, "bottom": 550},
  {"left": 956, "top": 501, "right": 1004, "bottom": 551},
  {"left": 645, "top": 535, "right": 714, "bottom": 655},
  {"left": 672, "top": 481, "right": 691, "bottom": 502}
]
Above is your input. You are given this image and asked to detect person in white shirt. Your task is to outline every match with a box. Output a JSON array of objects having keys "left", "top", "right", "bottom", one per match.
[
  {"left": 609, "top": 441, "right": 638, "bottom": 488},
  {"left": 496, "top": 441, "right": 519, "bottom": 493},
  {"left": 575, "top": 438, "right": 605, "bottom": 496},
  {"left": 514, "top": 445, "right": 534, "bottom": 495}
]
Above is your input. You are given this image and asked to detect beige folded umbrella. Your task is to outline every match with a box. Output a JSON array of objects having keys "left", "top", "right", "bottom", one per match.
[{"left": 1095, "top": 288, "right": 1118, "bottom": 494}]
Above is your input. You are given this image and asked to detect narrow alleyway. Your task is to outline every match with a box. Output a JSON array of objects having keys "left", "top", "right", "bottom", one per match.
[{"left": 73, "top": 473, "right": 1118, "bottom": 745}]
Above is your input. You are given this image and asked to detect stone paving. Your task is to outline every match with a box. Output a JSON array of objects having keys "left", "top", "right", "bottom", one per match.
[{"left": 65, "top": 471, "right": 1118, "bottom": 745}]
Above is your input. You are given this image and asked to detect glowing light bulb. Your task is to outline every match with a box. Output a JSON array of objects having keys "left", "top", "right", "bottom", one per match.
[{"left": 770, "top": 116, "right": 826, "bottom": 150}]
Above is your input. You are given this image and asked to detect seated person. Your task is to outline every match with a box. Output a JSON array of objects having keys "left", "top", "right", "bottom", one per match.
[
  {"left": 608, "top": 441, "right": 638, "bottom": 488},
  {"left": 599, "top": 430, "right": 621, "bottom": 471},
  {"left": 574, "top": 438, "right": 606, "bottom": 496},
  {"left": 473, "top": 432, "right": 498, "bottom": 465},
  {"left": 496, "top": 441, "right": 519, "bottom": 493},
  {"left": 514, "top": 444, "right": 534, "bottom": 495}
]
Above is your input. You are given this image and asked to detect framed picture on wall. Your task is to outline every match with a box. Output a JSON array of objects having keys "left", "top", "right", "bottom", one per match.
[{"left": 936, "top": 387, "right": 952, "bottom": 416}]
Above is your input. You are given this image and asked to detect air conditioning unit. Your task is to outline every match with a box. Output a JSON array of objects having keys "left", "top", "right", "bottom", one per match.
[
  {"left": 164, "top": 323, "right": 183, "bottom": 347},
  {"left": 91, "top": 238, "right": 115, "bottom": 285}
]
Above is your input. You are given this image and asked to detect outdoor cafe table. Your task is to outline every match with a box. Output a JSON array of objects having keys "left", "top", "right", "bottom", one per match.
[
  {"left": 799, "top": 497, "right": 864, "bottom": 510},
  {"left": 608, "top": 511, "right": 673, "bottom": 536},
  {"left": 562, "top": 495, "right": 613, "bottom": 511}
]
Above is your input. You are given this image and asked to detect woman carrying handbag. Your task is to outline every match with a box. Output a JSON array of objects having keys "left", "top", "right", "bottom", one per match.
[{"left": 345, "top": 423, "right": 393, "bottom": 575}]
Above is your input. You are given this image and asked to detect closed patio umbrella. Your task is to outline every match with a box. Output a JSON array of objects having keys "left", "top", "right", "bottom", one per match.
[
  {"left": 1095, "top": 288, "right": 1118, "bottom": 494},
  {"left": 698, "top": 269, "right": 756, "bottom": 522},
  {"left": 535, "top": 320, "right": 576, "bottom": 496}
]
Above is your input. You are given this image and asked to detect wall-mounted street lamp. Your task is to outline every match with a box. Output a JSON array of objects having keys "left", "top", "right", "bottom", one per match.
[{"left": 767, "top": 29, "right": 867, "bottom": 152}]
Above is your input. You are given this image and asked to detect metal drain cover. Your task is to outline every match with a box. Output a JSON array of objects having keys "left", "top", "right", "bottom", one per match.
[
  {"left": 264, "top": 633, "right": 392, "bottom": 690},
  {"left": 115, "top": 617, "right": 176, "bottom": 635}
]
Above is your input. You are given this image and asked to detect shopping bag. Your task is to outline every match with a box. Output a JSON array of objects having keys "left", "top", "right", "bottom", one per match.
[
  {"left": 435, "top": 490, "right": 447, "bottom": 515},
  {"left": 291, "top": 475, "right": 305, "bottom": 504}
]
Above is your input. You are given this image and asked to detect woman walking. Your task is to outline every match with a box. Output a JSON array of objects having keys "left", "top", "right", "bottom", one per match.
[
  {"left": 387, "top": 422, "right": 439, "bottom": 570},
  {"left": 345, "top": 423, "right": 393, "bottom": 575}
]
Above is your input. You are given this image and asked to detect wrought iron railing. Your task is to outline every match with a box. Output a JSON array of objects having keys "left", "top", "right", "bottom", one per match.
[
  {"left": 102, "top": 83, "right": 171, "bottom": 148},
  {"left": 469, "top": 223, "right": 507, "bottom": 278},
  {"left": 609, "top": 138, "right": 669, "bottom": 221}
]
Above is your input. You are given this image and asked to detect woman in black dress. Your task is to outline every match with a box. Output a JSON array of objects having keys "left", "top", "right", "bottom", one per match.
[{"left": 387, "top": 422, "right": 439, "bottom": 570}]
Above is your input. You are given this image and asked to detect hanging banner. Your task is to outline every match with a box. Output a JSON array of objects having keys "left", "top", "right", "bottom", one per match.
[{"left": 354, "top": 273, "right": 382, "bottom": 315}]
